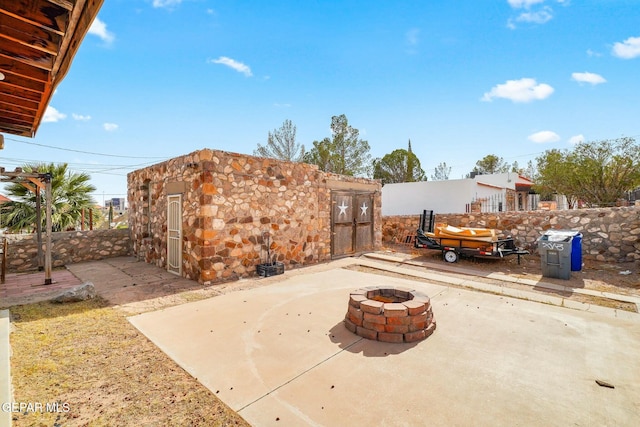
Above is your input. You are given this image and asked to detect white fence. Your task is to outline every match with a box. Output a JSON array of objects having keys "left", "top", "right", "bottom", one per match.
[{"left": 467, "top": 194, "right": 569, "bottom": 213}]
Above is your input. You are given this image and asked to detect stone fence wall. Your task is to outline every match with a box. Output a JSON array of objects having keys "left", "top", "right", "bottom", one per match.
[
  {"left": 3, "top": 229, "right": 131, "bottom": 273},
  {"left": 382, "top": 206, "right": 640, "bottom": 263}
]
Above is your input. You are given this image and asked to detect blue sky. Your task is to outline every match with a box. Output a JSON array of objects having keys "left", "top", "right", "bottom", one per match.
[{"left": 2, "top": 0, "right": 639, "bottom": 205}]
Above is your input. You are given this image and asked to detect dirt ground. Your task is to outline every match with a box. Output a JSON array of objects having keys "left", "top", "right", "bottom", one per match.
[{"left": 381, "top": 243, "right": 640, "bottom": 298}]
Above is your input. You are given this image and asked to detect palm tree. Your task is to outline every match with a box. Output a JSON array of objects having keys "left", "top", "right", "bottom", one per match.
[{"left": 2, "top": 163, "right": 97, "bottom": 232}]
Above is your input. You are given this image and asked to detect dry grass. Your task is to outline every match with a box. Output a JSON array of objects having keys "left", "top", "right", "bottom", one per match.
[{"left": 9, "top": 298, "right": 249, "bottom": 427}]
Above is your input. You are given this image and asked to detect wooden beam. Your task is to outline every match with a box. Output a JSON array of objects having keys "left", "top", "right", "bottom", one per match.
[
  {"left": 0, "top": 1, "right": 69, "bottom": 35},
  {"left": 27, "top": 177, "right": 45, "bottom": 189},
  {"left": 20, "top": 182, "right": 35, "bottom": 192},
  {"left": 0, "top": 170, "right": 46, "bottom": 179},
  {"left": 0, "top": 12, "right": 61, "bottom": 56},
  {"left": 0, "top": 54, "right": 50, "bottom": 83}
]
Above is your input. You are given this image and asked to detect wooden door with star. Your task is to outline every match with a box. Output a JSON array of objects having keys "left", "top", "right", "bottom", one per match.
[{"left": 331, "top": 191, "right": 374, "bottom": 258}]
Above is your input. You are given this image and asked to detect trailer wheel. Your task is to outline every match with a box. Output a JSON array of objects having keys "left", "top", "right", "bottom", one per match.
[{"left": 444, "top": 250, "right": 458, "bottom": 263}]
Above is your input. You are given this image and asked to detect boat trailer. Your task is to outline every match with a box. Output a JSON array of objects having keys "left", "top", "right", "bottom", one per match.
[{"left": 413, "top": 210, "right": 529, "bottom": 264}]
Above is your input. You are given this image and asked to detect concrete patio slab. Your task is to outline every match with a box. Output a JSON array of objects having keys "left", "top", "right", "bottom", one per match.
[{"left": 129, "top": 262, "right": 640, "bottom": 427}]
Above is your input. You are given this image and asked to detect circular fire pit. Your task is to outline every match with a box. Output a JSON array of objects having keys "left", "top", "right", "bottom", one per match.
[{"left": 344, "top": 286, "right": 436, "bottom": 343}]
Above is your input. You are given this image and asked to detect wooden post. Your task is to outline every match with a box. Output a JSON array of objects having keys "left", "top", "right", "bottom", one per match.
[
  {"left": 35, "top": 186, "right": 43, "bottom": 270},
  {"left": 89, "top": 208, "right": 93, "bottom": 230},
  {"left": 44, "top": 174, "right": 52, "bottom": 285}
]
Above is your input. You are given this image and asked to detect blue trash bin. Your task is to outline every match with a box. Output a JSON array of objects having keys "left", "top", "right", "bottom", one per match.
[{"left": 571, "top": 233, "right": 582, "bottom": 271}]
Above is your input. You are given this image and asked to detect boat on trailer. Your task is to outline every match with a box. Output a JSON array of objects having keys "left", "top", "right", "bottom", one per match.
[{"left": 413, "top": 210, "right": 529, "bottom": 263}]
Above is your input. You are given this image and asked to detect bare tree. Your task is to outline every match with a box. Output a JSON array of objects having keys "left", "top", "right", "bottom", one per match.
[
  {"left": 431, "top": 162, "right": 451, "bottom": 180},
  {"left": 254, "top": 119, "right": 305, "bottom": 162}
]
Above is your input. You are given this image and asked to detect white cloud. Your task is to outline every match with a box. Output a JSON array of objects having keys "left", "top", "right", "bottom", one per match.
[
  {"left": 571, "top": 72, "right": 606, "bottom": 85},
  {"left": 208, "top": 56, "right": 253, "bottom": 77},
  {"left": 515, "top": 8, "right": 553, "bottom": 24},
  {"left": 153, "top": 0, "right": 183, "bottom": 8},
  {"left": 568, "top": 134, "right": 584, "bottom": 145},
  {"left": 528, "top": 131, "right": 560, "bottom": 143},
  {"left": 508, "top": 0, "right": 568, "bottom": 8},
  {"left": 506, "top": 1, "right": 566, "bottom": 28},
  {"left": 586, "top": 49, "right": 602, "bottom": 57},
  {"left": 508, "top": 0, "right": 545, "bottom": 8},
  {"left": 88, "top": 17, "right": 114, "bottom": 44},
  {"left": 612, "top": 36, "right": 640, "bottom": 59},
  {"left": 482, "top": 78, "right": 554, "bottom": 103},
  {"left": 72, "top": 113, "right": 91, "bottom": 121},
  {"left": 103, "top": 123, "right": 119, "bottom": 132},
  {"left": 43, "top": 106, "right": 66, "bottom": 123}
]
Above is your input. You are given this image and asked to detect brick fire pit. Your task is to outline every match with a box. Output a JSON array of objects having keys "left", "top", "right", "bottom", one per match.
[{"left": 344, "top": 286, "right": 436, "bottom": 343}]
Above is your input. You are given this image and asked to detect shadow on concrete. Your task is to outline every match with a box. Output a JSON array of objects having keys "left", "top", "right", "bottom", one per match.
[
  {"left": 67, "top": 257, "right": 208, "bottom": 307},
  {"left": 328, "top": 322, "right": 420, "bottom": 357},
  {"left": 532, "top": 282, "right": 575, "bottom": 297}
]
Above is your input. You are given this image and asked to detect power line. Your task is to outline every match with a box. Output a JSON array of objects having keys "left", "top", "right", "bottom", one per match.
[
  {"left": 0, "top": 156, "right": 161, "bottom": 177},
  {"left": 4, "top": 136, "right": 171, "bottom": 160}
]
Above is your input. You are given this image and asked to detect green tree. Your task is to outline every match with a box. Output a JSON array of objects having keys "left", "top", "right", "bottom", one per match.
[
  {"left": 303, "top": 139, "right": 335, "bottom": 172},
  {"left": 472, "top": 154, "right": 510, "bottom": 175},
  {"left": 373, "top": 140, "right": 426, "bottom": 185},
  {"left": 303, "top": 114, "right": 371, "bottom": 176},
  {"left": 534, "top": 149, "right": 578, "bottom": 206},
  {"left": 535, "top": 137, "right": 640, "bottom": 207},
  {"left": 254, "top": 119, "right": 305, "bottom": 162},
  {"left": 431, "top": 162, "right": 451, "bottom": 181},
  {"left": 2, "top": 163, "right": 97, "bottom": 232}
]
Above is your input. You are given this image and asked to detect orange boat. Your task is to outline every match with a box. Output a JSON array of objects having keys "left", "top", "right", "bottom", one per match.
[
  {"left": 415, "top": 212, "right": 528, "bottom": 263},
  {"left": 424, "top": 223, "right": 498, "bottom": 250}
]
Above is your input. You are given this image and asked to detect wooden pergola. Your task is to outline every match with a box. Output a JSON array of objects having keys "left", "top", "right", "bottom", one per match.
[{"left": 0, "top": 167, "right": 53, "bottom": 284}]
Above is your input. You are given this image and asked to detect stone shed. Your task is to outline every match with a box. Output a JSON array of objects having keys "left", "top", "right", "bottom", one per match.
[{"left": 127, "top": 149, "right": 381, "bottom": 284}]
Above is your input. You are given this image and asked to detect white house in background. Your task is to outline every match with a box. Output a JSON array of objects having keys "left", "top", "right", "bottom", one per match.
[{"left": 382, "top": 173, "right": 535, "bottom": 216}]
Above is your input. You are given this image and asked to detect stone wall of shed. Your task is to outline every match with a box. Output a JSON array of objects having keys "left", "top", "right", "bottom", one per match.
[
  {"left": 382, "top": 206, "right": 640, "bottom": 263},
  {"left": 128, "top": 149, "right": 382, "bottom": 284}
]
